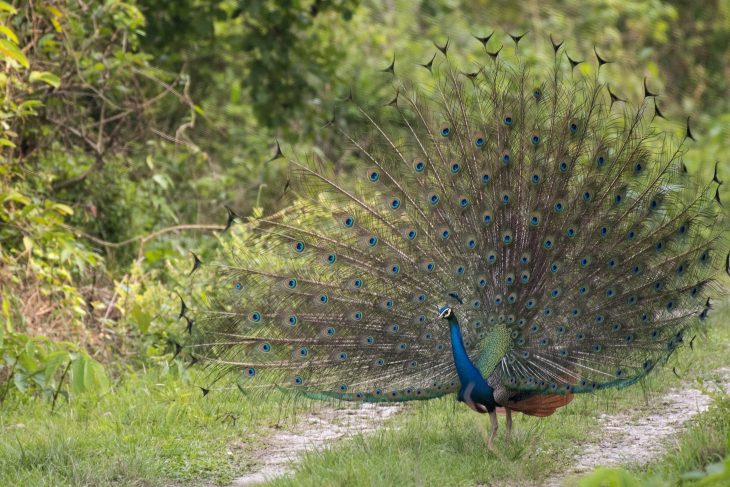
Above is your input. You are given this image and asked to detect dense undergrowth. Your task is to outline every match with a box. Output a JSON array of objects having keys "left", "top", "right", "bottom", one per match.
[{"left": 1, "top": 1, "right": 729, "bottom": 486}]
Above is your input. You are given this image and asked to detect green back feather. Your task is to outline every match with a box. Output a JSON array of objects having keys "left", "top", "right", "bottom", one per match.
[{"left": 474, "top": 323, "right": 511, "bottom": 378}]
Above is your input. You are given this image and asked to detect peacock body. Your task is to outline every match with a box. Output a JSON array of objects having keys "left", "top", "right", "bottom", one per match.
[{"left": 186, "top": 33, "right": 727, "bottom": 438}]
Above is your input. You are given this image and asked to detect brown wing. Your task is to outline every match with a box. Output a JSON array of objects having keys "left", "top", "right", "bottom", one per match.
[{"left": 504, "top": 394, "right": 574, "bottom": 417}]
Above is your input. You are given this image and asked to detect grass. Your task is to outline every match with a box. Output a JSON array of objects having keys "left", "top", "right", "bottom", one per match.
[
  {"left": 0, "top": 369, "right": 315, "bottom": 486},
  {"left": 271, "top": 397, "right": 598, "bottom": 486},
  {"left": 0, "top": 300, "right": 728, "bottom": 486}
]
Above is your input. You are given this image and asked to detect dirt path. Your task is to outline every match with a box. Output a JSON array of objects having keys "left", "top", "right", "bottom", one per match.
[
  {"left": 546, "top": 369, "right": 730, "bottom": 486},
  {"left": 225, "top": 370, "right": 727, "bottom": 487},
  {"left": 228, "top": 403, "right": 401, "bottom": 486}
]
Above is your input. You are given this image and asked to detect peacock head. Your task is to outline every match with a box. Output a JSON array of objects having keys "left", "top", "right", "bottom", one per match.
[{"left": 438, "top": 305, "right": 453, "bottom": 320}]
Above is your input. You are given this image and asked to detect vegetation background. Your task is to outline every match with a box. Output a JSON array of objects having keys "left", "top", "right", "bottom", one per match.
[{"left": 0, "top": 0, "right": 728, "bottom": 485}]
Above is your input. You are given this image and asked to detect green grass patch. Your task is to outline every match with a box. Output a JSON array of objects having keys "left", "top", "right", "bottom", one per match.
[
  {"left": 269, "top": 397, "right": 597, "bottom": 487},
  {"left": 0, "top": 369, "right": 313, "bottom": 486}
]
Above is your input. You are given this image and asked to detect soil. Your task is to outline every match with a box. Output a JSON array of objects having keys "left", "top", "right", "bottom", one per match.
[
  {"left": 228, "top": 403, "right": 401, "bottom": 486},
  {"left": 546, "top": 368, "right": 730, "bottom": 486}
]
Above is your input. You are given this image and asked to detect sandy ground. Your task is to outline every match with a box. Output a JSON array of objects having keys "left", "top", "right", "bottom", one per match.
[
  {"left": 226, "top": 369, "right": 728, "bottom": 486},
  {"left": 546, "top": 369, "right": 730, "bottom": 487},
  {"left": 228, "top": 403, "right": 401, "bottom": 486}
]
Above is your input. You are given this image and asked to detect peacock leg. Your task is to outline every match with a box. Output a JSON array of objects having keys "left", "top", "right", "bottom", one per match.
[
  {"left": 505, "top": 408, "right": 512, "bottom": 442},
  {"left": 487, "top": 410, "right": 498, "bottom": 449}
]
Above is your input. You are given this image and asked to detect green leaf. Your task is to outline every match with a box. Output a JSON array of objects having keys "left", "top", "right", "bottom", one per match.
[
  {"left": 14, "top": 370, "right": 29, "bottom": 392},
  {"left": 152, "top": 173, "right": 171, "bottom": 190},
  {"left": 70, "top": 354, "right": 109, "bottom": 395},
  {"left": 70, "top": 356, "right": 84, "bottom": 394},
  {"left": 130, "top": 304, "right": 152, "bottom": 334},
  {"left": 2, "top": 190, "right": 31, "bottom": 205},
  {"left": 682, "top": 470, "right": 707, "bottom": 480},
  {"left": 0, "top": 39, "right": 29, "bottom": 68},
  {"left": 0, "top": 1, "right": 17, "bottom": 14},
  {"left": 42, "top": 351, "right": 70, "bottom": 384},
  {"left": 1, "top": 297, "right": 11, "bottom": 333},
  {"left": 577, "top": 467, "right": 641, "bottom": 487},
  {"left": 45, "top": 6, "right": 64, "bottom": 33},
  {"left": 29, "top": 71, "right": 61, "bottom": 88},
  {"left": 18, "top": 99, "right": 44, "bottom": 116},
  {"left": 0, "top": 25, "right": 18, "bottom": 44},
  {"left": 17, "top": 349, "right": 39, "bottom": 373},
  {"left": 50, "top": 18, "right": 62, "bottom": 33},
  {"left": 51, "top": 202, "right": 73, "bottom": 216}
]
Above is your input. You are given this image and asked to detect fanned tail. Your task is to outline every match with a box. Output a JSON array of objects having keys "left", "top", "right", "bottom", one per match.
[{"left": 186, "top": 33, "right": 727, "bottom": 404}]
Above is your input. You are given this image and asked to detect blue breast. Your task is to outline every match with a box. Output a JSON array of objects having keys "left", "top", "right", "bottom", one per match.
[{"left": 448, "top": 317, "right": 497, "bottom": 411}]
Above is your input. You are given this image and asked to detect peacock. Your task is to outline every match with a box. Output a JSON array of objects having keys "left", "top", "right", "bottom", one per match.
[{"left": 182, "top": 32, "right": 728, "bottom": 447}]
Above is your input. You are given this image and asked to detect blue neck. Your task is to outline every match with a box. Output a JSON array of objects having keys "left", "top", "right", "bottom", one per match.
[{"left": 447, "top": 314, "right": 495, "bottom": 410}]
